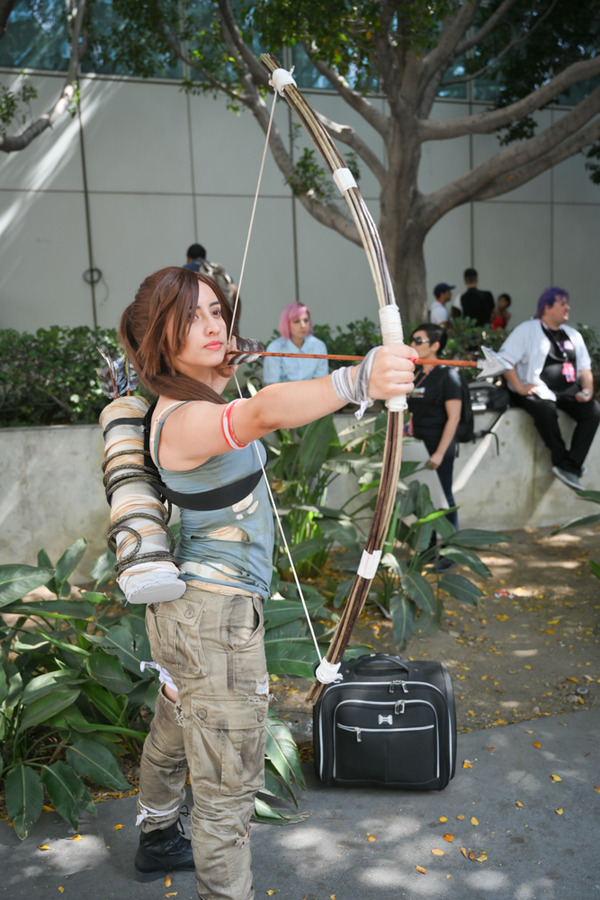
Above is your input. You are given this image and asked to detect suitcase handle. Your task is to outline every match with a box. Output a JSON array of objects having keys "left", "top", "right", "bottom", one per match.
[{"left": 350, "top": 654, "right": 410, "bottom": 674}]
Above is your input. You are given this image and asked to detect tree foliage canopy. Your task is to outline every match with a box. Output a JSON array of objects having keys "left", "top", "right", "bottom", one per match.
[{"left": 2, "top": 0, "right": 600, "bottom": 316}]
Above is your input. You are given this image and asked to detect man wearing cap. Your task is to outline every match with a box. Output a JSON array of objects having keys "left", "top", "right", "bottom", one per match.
[{"left": 428, "top": 282, "right": 455, "bottom": 327}]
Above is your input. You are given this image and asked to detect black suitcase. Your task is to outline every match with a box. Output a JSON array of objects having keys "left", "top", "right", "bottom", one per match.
[{"left": 313, "top": 653, "right": 457, "bottom": 790}]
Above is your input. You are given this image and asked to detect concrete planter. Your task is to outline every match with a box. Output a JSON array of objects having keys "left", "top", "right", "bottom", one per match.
[{"left": 1, "top": 410, "right": 598, "bottom": 580}]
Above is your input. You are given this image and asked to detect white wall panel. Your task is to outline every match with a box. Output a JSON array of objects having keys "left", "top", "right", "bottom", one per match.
[
  {"left": 0, "top": 191, "right": 92, "bottom": 329},
  {"left": 80, "top": 79, "right": 193, "bottom": 194},
  {"left": 423, "top": 204, "right": 471, "bottom": 313},
  {"left": 553, "top": 203, "right": 600, "bottom": 330},
  {"left": 419, "top": 101, "right": 471, "bottom": 194},
  {"left": 471, "top": 201, "right": 552, "bottom": 327}
]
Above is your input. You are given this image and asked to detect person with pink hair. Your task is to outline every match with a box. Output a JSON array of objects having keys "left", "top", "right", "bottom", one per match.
[{"left": 263, "top": 302, "right": 328, "bottom": 384}]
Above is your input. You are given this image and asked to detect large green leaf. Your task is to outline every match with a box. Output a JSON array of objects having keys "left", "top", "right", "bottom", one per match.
[
  {"left": 18, "top": 687, "right": 81, "bottom": 734},
  {"left": 265, "top": 712, "right": 305, "bottom": 793},
  {"left": 40, "top": 762, "right": 96, "bottom": 830},
  {"left": 438, "top": 546, "right": 491, "bottom": 578},
  {"left": 448, "top": 529, "right": 511, "bottom": 547},
  {"left": 85, "top": 651, "right": 134, "bottom": 694},
  {"left": 401, "top": 571, "right": 435, "bottom": 614},
  {"left": 277, "top": 537, "right": 329, "bottom": 569},
  {"left": 0, "top": 565, "right": 55, "bottom": 608},
  {"left": 82, "top": 681, "right": 127, "bottom": 724},
  {"left": 439, "top": 572, "right": 483, "bottom": 605},
  {"left": 297, "top": 415, "right": 339, "bottom": 477},
  {"left": 54, "top": 538, "right": 88, "bottom": 595},
  {"left": 263, "top": 595, "right": 323, "bottom": 630},
  {"left": 86, "top": 624, "right": 145, "bottom": 675},
  {"left": 66, "top": 738, "right": 130, "bottom": 791},
  {"left": 252, "top": 795, "right": 305, "bottom": 825},
  {"left": 389, "top": 594, "right": 417, "bottom": 647},
  {"left": 21, "top": 670, "right": 83, "bottom": 704},
  {"left": 5, "top": 764, "right": 44, "bottom": 840}
]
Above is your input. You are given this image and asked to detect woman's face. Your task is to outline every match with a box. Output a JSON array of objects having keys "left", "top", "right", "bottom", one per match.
[
  {"left": 410, "top": 329, "right": 437, "bottom": 360},
  {"left": 289, "top": 309, "right": 311, "bottom": 346},
  {"left": 175, "top": 279, "right": 228, "bottom": 377}
]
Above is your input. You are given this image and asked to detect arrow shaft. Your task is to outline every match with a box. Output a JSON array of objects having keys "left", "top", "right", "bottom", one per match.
[{"left": 229, "top": 349, "right": 477, "bottom": 367}]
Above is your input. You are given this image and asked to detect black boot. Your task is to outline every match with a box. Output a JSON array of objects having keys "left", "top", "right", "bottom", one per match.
[{"left": 134, "top": 816, "right": 195, "bottom": 883}]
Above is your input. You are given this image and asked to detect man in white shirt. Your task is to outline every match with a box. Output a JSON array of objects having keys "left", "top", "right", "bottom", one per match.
[
  {"left": 428, "top": 282, "right": 455, "bottom": 326},
  {"left": 499, "top": 286, "right": 600, "bottom": 490}
]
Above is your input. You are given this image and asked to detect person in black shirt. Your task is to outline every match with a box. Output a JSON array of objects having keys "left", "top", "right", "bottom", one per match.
[
  {"left": 452, "top": 267, "right": 494, "bottom": 326},
  {"left": 407, "top": 323, "right": 463, "bottom": 570}
]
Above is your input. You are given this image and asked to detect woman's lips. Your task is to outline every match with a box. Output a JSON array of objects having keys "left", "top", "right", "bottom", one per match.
[{"left": 204, "top": 342, "right": 223, "bottom": 351}]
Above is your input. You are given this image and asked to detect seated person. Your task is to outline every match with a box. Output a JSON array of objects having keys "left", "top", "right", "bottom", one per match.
[{"left": 499, "top": 286, "right": 600, "bottom": 489}]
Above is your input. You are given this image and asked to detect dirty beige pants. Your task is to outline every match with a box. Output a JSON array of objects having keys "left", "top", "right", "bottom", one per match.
[{"left": 140, "top": 586, "right": 269, "bottom": 900}]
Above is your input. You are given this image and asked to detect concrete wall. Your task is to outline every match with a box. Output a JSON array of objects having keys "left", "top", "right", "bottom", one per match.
[
  {"left": 1, "top": 410, "right": 598, "bottom": 582},
  {"left": 0, "top": 71, "right": 599, "bottom": 340}
]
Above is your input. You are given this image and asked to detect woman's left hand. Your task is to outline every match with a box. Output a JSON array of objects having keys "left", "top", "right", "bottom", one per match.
[
  {"left": 427, "top": 451, "right": 444, "bottom": 470},
  {"left": 366, "top": 344, "right": 415, "bottom": 400}
]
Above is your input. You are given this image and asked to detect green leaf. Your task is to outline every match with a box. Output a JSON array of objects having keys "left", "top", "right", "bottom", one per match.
[
  {"left": 448, "top": 529, "right": 511, "bottom": 547},
  {"left": 252, "top": 795, "right": 305, "bottom": 825},
  {"left": 438, "top": 573, "right": 483, "bottom": 605},
  {"left": 18, "top": 688, "right": 81, "bottom": 734},
  {"left": 590, "top": 560, "right": 600, "bottom": 580},
  {"left": 263, "top": 595, "right": 323, "bottom": 630},
  {"left": 389, "top": 594, "right": 417, "bottom": 647},
  {"left": 66, "top": 738, "right": 130, "bottom": 791},
  {"left": 0, "top": 564, "right": 55, "bottom": 608},
  {"left": 277, "top": 537, "right": 329, "bottom": 568},
  {"left": 82, "top": 682, "right": 126, "bottom": 724},
  {"left": 401, "top": 571, "right": 435, "bottom": 614},
  {"left": 21, "top": 670, "right": 83, "bottom": 704},
  {"left": 90, "top": 550, "right": 117, "bottom": 587},
  {"left": 265, "top": 712, "right": 305, "bottom": 794},
  {"left": 85, "top": 652, "right": 134, "bottom": 694},
  {"left": 55, "top": 538, "right": 88, "bottom": 593},
  {"left": 86, "top": 624, "right": 145, "bottom": 675},
  {"left": 40, "top": 762, "right": 96, "bottom": 830},
  {"left": 5, "top": 764, "right": 44, "bottom": 839},
  {"left": 439, "top": 546, "right": 491, "bottom": 578}
]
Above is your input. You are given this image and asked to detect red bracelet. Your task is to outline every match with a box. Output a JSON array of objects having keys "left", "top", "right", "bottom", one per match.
[{"left": 221, "top": 399, "right": 248, "bottom": 449}]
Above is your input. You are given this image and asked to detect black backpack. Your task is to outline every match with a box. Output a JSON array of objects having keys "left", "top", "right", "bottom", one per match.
[{"left": 456, "top": 375, "right": 475, "bottom": 443}]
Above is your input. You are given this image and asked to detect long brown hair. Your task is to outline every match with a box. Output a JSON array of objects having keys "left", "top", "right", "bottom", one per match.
[{"left": 119, "top": 267, "right": 234, "bottom": 404}]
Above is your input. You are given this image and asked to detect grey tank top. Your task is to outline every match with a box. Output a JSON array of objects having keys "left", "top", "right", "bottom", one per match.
[{"left": 153, "top": 402, "right": 273, "bottom": 599}]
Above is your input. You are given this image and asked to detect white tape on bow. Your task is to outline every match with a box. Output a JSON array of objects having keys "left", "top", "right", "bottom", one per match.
[
  {"left": 315, "top": 658, "right": 343, "bottom": 685},
  {"left": 357, "top": 548, "right": 382, "bottom": 580},
  {"left": 333, "top": 167, "right": 357, "bottom": 194},
  {"left": 269, "top": 67, "right": 296, "bottom": 95}
]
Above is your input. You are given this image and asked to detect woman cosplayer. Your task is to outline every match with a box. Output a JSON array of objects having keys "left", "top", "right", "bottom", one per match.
[{"left": 118, "top": 266, "right": 415, "bottom": 900}]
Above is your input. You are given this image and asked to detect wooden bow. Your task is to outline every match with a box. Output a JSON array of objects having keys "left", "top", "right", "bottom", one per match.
[{"left": 260, "top": 54, "right": 408, "bottom": 704}]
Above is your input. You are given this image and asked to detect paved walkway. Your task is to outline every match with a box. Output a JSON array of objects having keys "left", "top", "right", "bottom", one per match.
[{"left": 1, "top": 709, "right": 599, "bottom": 899}]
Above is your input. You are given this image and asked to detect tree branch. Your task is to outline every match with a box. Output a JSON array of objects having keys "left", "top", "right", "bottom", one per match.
[
  {"left": 422, "top": 85, "right": 600, "bottom": 226},
  {"left": 456, "top": 0, "right": 524, "bottom": 56},
  {"left": 418, "top": 56, "right": 600, "bottom": 142},
  {"left": 0, "top": 0, "right": 87, "bottom": 153},
  {"left": 0, "top": 0, "right": 17, "bottom": 40},
  {"left": 472, "top": 116, "right": 600, "bottom": 201},
  {"left": 313, "top": 112, "right": 387, "bottom": 185}
]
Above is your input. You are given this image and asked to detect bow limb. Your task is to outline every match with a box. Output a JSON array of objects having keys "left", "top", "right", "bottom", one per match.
[{"left": 259, "top": 54, "right": 407, "bottom": 704}]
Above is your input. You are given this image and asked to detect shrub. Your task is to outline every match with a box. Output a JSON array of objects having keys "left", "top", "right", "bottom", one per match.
[{"left": 0, "top": 326, "right": 120, "bottom": 426}]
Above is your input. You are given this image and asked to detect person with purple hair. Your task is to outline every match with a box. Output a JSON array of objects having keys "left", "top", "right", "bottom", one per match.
[
  {"left": 263, "top": 302, "right": 328, "bottom": 384},
  {"left": 499, "top": 287, "right": 600, "bottom": 489}
]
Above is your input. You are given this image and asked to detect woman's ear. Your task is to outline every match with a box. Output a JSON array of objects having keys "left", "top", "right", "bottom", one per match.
[{"left": 430, "top": 341, "right": 441, "bottom": 356}]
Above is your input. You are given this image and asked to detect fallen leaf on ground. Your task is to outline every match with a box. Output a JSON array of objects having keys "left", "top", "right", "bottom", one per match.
[
  {"left": 551, "top": 774, "right": 562, "bottom": 782},
  {"left": 432, "top": 849, "right": 445, "bottom": 856},
  {"left": 471, "top": 817, "right": 479, "bottom": 826},
  {"left": 416, "top": 865, "right": 427, "bottom": 875},
  {"left": 113, "top": 824, "right": 123, "bottom": 830},
  {"left": 516, "top": 801, "right": 524, "bottom": 808},
  {"left": 443, "top": 834, "right": 454, "bottom": 842},
  {"left": 556, "top": 808, "right": 564, "bottom": 815},
  {"left": 165, "top": 874, "right": 172, "bottom": 887},
  {"left": 72, "top": 834, "right": 82, "bottom": 841},
  {"left": 38, "top": 845, "right": 51, "bottom": 851}
]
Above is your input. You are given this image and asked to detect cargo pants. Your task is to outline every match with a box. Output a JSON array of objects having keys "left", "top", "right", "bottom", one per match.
[{"left": 138, "top": 586, "right": 269, "bottom": 900}]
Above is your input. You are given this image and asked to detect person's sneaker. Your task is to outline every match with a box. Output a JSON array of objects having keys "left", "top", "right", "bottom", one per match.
[
  {"left": 552, "top": 466, "right": 582, "bottom": 490},
  {"left": 134, "top": 817, "right": 195, "bottom": 883}
]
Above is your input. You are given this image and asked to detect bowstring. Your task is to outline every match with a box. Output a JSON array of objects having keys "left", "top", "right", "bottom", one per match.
[{"left": 228, "top": 81, "right": 325, "bottom": 667}]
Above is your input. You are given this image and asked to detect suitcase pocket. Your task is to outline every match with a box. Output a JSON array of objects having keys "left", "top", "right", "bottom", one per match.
[{"left": 333, "top": 699, "right": 440, "bottom": 786}]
